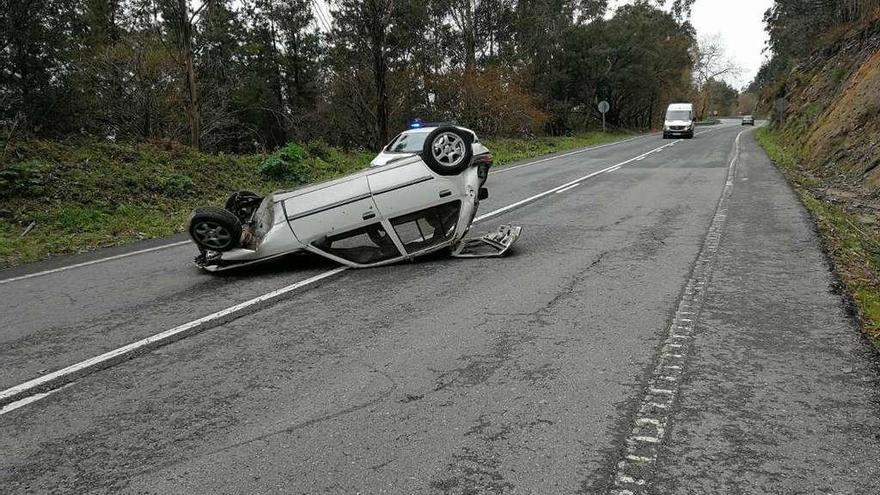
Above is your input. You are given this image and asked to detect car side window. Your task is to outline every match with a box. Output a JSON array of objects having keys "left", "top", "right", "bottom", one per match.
[
  {"left": 386, "top": 132, "right": 428, "bottom": 153},
  {"left": 384, "top": 134, "right": 401, "bottom": 151}
]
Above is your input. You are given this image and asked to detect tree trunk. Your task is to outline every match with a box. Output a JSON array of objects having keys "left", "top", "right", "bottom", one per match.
[
  {"left": 178, "top": 0, "right": 201, "bottom": 150},
  {"left": 463, "top": 1, "right": 476, "bottom": 70},
  {"left": 367, "top": 0, "right": 389, "bottom": 149}
]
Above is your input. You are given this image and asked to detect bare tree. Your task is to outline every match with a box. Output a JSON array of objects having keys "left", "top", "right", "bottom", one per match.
[
  {"left": 693, "top": 35, "right": 741, "bottom": 119},
  {"left": 694, "top": 35, "right": 741, "bottom": 87}
]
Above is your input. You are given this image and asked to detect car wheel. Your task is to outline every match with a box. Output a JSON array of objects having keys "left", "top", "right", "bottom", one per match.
[
  {"left": 421, "top": 126, "right": 473, "bottom": 176},
  {"left": 189, "top": 207, "right": 242, "bottom": 252},
  {"left": 224, "top": 190, "right": 262, "bottom": 224}
]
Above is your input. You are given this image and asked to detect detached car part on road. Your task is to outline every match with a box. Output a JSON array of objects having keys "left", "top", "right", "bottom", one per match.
[{"left": 187, "top": 125, "right": 522, "bottom": 270}]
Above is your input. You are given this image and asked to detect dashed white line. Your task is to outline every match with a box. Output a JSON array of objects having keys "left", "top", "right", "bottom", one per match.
[
  {"left": 555, "top": 183, "right": 582, "bottom": 194},
  {"left": 489, "top": 133, "right": 652, "bottom": 175},
  {"left": 476, "top": 139, "right": 678, "bottom": 223},
  {"left": 632, "top": 436, "right": 661, "bottom": 444},
  {"left": 609, "top": 128, "right": 748, "bottom": 494}
]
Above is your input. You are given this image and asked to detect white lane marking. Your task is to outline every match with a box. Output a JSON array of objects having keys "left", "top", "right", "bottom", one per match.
[
  {"left": 0, "top": 384, "right": 72, "bottom": 416},
  {"left": 555, "top": 183, "right": 581, "bottom": 194},
  {"left": 489, "top": 134, "right": 652, "bottom": 175},
  {"left": 0, "top": 267, "right": 348, "bottom": 407},
  {"left": 475, "top": 140, "right": 678, "bottom": 223},
  {"left": 633, "top": 436, "right": 661, "bottom": 444},
  {"left": 0, "top": 135, "right": 710, "bottom": 410},
  {"left": 617, "top": 476, "right": 646, "bottom": 485},
  {"left": 610, "top": 128, "right": 748, "bottom": 494},
  {"left": 0, "top": 241, "right": 191, "bottom": 285}
]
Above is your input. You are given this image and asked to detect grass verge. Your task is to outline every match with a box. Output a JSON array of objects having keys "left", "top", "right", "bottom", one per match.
[
  {"left": 756, "top": 127, "right": 880, "bottom": 345},
  {"left": 483, "top": 131, "right": 633, "bottom": 166},
  {"left": 0, "top": 131, "right": 635, "bottom": 268}
]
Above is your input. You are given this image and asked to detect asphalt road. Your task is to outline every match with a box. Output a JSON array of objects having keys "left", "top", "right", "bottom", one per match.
[{"left": 2, "top": 122, "right": 878, "bottom": 494}]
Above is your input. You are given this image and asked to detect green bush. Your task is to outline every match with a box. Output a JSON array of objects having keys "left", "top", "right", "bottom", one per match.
[
  {"left": 258, "top": 143, "right": 310, "bottom": 182},
  {"left": 0, "top": 160, "right": 50, "bottom": 198},
  {"left": 158, "top": 173, "right": 195, "bottom": 197},
  {"left": 305, "top": 141, "right": 334, "bottom": 161}
]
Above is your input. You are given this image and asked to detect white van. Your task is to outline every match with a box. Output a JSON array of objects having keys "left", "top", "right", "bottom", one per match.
[{"left": 663, "top": 103, "right": 695, "bottom": 139}]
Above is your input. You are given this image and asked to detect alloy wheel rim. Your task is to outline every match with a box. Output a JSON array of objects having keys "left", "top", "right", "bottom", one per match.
[
  {"left": 431, "top": 132, "right": 466, "bottom": 168},
  {"left": 193, "top": 221, "right": 232, "bottom": 249}
]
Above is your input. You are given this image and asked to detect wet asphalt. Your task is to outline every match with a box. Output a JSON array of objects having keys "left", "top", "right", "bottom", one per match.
[{"left": 1, "top": 123, "right": 878, "bottom": 493}]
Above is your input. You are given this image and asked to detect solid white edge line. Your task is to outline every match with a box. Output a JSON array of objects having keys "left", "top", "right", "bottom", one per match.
[
  {"left": 0, "top": 384, "right": 72, "bottom": 416},
  {"left": 0, "top": 130, "right": 730, "bottom": 409},
  {"left": 0, "top": 266, "right": 349, "bottom": 406},
  {"left": 0, "top": 240, "right": 191, "bottom": 285}
]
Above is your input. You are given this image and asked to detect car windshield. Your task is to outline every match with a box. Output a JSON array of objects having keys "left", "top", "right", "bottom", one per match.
[
  {"left": 666, "top": 110, "right": 691, "bottom": 121},
  {"left": 386, "top": 131, "right": 429, "bottom": 153}
]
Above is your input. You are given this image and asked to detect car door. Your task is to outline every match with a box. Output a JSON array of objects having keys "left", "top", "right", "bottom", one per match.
[
  {"left": 367, "top": 158, "right": 462, "bottom": 218},
  {"left": 283, "top": 176, "right": 403, "bottom": 265},
  {"left": 284, "top": 176, "right": 376, "bottom": 243},
  {"left": 367, "top": 159, "right": 465, "bottom": 255}
]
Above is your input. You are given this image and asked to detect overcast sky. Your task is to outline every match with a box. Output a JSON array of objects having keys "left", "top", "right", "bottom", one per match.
[
  {"left": 611, "top": 0, "right": 774, "bottom": 88},
  {"left": 688, "top": 0, "right": 774, "bottom": 88}
]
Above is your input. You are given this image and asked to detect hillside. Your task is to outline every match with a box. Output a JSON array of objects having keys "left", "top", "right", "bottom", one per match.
[
  {"left": 757, "top": 9, "right": 880, "bottom": 341},
  {"left": 763, "top": 11, "right": 880, "bottom": 197}
]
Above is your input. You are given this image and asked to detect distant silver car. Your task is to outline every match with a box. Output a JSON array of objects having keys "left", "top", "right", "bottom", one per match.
[
  {"left": 742, "top": 115, "right": 755, "bottom": 126},
  {"left": 187, "top": 125, "right": 521, "bottom": 270}
]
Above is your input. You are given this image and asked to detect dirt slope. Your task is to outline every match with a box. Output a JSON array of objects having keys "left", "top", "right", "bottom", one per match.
[{"left": 768, "top": 11, "right": 880, "bottom": 197}]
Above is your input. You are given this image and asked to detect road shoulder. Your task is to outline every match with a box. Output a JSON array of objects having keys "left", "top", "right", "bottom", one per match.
[{"left": 651, "top": 131, "right": 880, "bottom": 492}]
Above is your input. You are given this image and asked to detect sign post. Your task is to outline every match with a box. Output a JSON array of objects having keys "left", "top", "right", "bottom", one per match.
[
  {"left": 598, "top": 100, "right": 610, "bottom": 133},
  {"left": 775, "top": 97, "right": 788, "bottom": 125}
]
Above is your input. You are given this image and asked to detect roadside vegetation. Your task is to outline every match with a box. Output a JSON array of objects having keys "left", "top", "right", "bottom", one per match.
[
  {"left": 757, "top": 128, "right": 880, "bottom": 345},
  {"left": 0, "top": 131, "right": 631, "bottom": 267},
  {"left": 748, "top": 2, "right": 880, "bottom": 344}
]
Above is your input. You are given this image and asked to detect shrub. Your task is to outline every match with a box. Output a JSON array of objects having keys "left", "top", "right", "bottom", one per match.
[
  {"left": 0, "top": 160, "right": 50, "bottom": 198},
  {"left": 159, "top": 173, "right": 195, "bottom": 197},
  {"left": 258, "top": 143, "right": 311, "bottom": 182},
  {"left": 305, "top": 141, "right": 334, "bottom": 162}
]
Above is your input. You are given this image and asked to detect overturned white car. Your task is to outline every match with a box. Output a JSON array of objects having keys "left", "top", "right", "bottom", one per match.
[{"left": 187, "top": 125, "right": 522, "bottom": 270}]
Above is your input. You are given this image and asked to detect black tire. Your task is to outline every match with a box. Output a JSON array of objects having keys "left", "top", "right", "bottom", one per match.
[
  {"left": 687, "top": 130, "right": 695, "bottom": 139},
  {"left": 224, "top": 190, "right": 262, "bottom": 224},
  {"left": 662, "top": 133, "right": 669, "bottom": 139},
  {"left": 188, "top": 207, "right": 242, "bottom": 252},
  {"left": 421, "top": 126, "right": 474, "bottom": 176}
]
